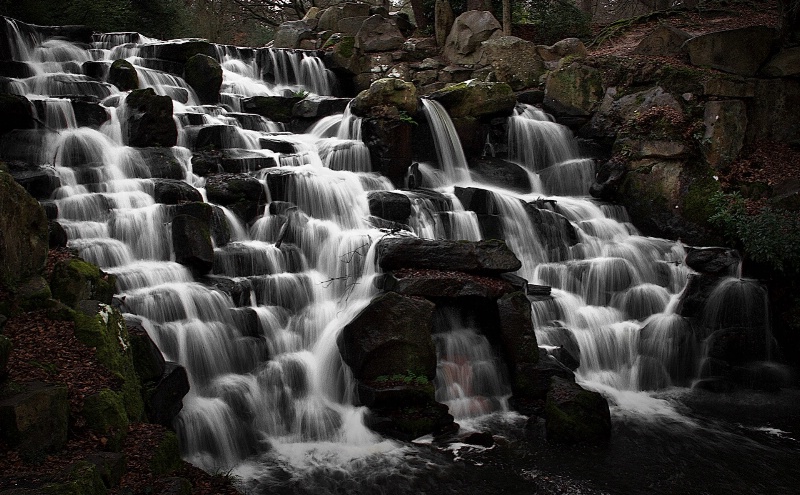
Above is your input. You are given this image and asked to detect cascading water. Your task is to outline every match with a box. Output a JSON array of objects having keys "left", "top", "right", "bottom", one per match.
[{"left": 2, "top": 15, "right": 795, "bottom": 495}]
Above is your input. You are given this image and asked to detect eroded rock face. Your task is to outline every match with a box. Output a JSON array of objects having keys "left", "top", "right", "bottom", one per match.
[
  {"left": 273, "top": 20, "right": 315, "bottom": 49},
  {"left": 0, "top": 170, "right": 49, "bottom": 290},
  {"left": 543, "top": 61, "right": 604, "bottom": 117},
  {"left": 685, "top": 26, "right": 777, "bottom": 77},
  {"left": 0, "top": 382, "right": 70, "bottom": 458},
  {"left": 443, "top": 10, "right": 502, "bottom": 65},
  {"left": 377, "top": 237, "right": 522, "bottom": 274},
  {"left": 428, "top": 80, "right": 515, "bottom": 118},
  {"left": 702, "top": 100, "right": 747, "bottom": 171},
  {"left": 685, "top": 247, "right": 741, "bottom": 276},
  {"left": 481, "top": 36, "right": 546, "bottom": 91},
  {"left": 633, "top": 25, "right": 691, "bottom": 56},
  {"left": 124, "top": 88, "right": 177, "bottom": 148},
  {"left": 355, "top": 15, "right": 405, "bottom": 52}
]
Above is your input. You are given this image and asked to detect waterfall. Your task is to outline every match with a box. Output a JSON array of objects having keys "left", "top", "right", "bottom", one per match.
[{"left": 420, "top": 99, "right": 471, "bottom": 184}]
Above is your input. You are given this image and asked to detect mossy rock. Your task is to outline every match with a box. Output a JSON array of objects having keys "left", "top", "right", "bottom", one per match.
[
  {"left": 81, "top": 388, "right": 128, "bottom": 451},
  {"left": 0, "top": 381, "right": 69, "bottom": 460},
  {"left": 184, "top": 54, "right": 222, "bottom": 105},
  {"left": 15, "top": 275, "right": 52, "bottom": 312},
  {"left": 49, "top": 258, "right": 116, "bottom": 308},
  {"left": 543, "top": 61, "right": 604, "bottom": 117},
  {"left": 73, "top": 301, "right": 144, "bottom": 423},
  {"left": 350, "top": 78, "right": 418, "bottom": 118},
  {"left": 544, "top": 376, "right": 611, "bottom": 444},
  {"left": 43, "top": 461, "right": 106, "bottom": 495},
  {"left": 150, "top": 431, "right": 183, "bottom": 475},
  {"left": 0, "top": 170, "right": 48, "bottom": 292},
  {"left": 427, "top": 80, "right": 516, "bottom": 119},
  {"left": 109, "top": 59, "right": 139, "bottom": 91}
]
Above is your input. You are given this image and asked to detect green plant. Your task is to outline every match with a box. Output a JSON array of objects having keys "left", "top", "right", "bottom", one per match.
[
  {"left": 397, "top": 111, "right": 418, "bottom": 126},
  {"left": 709, "top": 191, "right": 800, "bottom": 273},
  {"left": 291, "top": 90, "right": 309, "bottom": 99}
]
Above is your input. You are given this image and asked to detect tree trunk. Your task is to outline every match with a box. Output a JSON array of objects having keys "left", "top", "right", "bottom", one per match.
[
  {"left": 502, "top": 0, "right": 512, "bottom": 36},
  {"left": 411, "top": 0, "right": 429, "bottom": 30}
]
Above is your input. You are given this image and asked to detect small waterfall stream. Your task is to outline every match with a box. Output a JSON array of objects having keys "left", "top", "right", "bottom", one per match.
[{"left": 1, "top": 16, "right": 794, "bottom": 495}]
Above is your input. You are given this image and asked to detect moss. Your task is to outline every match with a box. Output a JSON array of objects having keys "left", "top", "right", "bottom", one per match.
[
  {"left": 49, "top": 258, "right": 116, "bottom": 308},
  {"left": 82, "top": 388, "right": 129, "bottom": 451},
  {"left": 335, "top": 36, "right": 356, "bottom": 59},
  {"left": 151, "top": 431, "right": 184, "bottom": 475},
  {"left": 43, "top": 461, "right": 106, "bottom": 495},
  {"left": 73, "top": 304, "right": 144, "bottom": 422}
]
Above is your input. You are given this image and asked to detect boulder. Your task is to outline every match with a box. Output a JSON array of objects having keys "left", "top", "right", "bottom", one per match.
[
  {"left": 84, "top": 451, "right": 126, "bottom": 489},
  {"left": 544, "top": 376, "right": 611, "bottom": 444},
  {"left": 702, "top": 100, "right": 747, "bottom": 171},
  {"left": 378, "top": 268, "right": 516, "bottom": 299},
  {"left": 355, "top": 15, "right": 405, "bottom": 52},
  {"left": 0, "top": 60, "right": 35, "bottom": 78},
  {"left": 468, "top": 157, "right": 532, "bottom": 192},
  {"left": 205, "top": 173, "right": 266, "bottom": 223},
  {"left": 49, "top": 258, "right": 116, "bottom": 308},
  {"left": 127, "top": 322, "right": 166, "bottom": 383},
  {"left": 193, "top": 124, "right": 248, "bottom": 150},
  {"left": 108, "top": 59, "right": 139, "bottom": 91},
  {"left": 82, "top": 388, "right": 129, "bottom": 450},
  {"left": 496, "top": 291, "right": 539, "bottom": 365},
  {"left": 124, "top": 88, "right": 177, "bottom": 148},
  {"left": 761, "top": 46, "right": 800, "bottom": 77},
  {"left": 0, "top": 382, "right": 69, "bottom": 458},
  {"left": 361, "top": 117, "right": 414, "bottom": 187},
  {"left": 242, "top": 95, "right": 304, "bottom": 122},
  {"left": 706, "top": 326, "right": 772, "bottom": 366},
  {"left": 171, "top": 214, "right": 214, "bottom": 274},
  {"left": 138, "top": 40, "right": 216, "bottom": 64},
  {"left": 152, "top": 178, "right": 203, "bottom": 204},
  {"left": 338, "top": 292, "right": 437, "bottom": 380},
  {"left": 0, "top": 93, "right": 35, "bottom": 134},
  {"left": 174, "top": 202, "right": 231, "bottom": 247},
  {"left": 49, "top": 220, "right": 68, "bottom": 248},
  {"left": 443, "top": 10, "right": 502, "bottom": 65},
  {"left": 685, "top": 247, "right": 741, "bottom": 275},
  {"left": 367, "top": 190, "right": 411, "bottom": 222},
  {"left": 184, "top": 54, "right": 222, "bottom": 105},
  {"left": 377, "top": 237, "right": 521, "bottom": 274},
  {"left": 351, "top": 78, "right": 418, "bottom": 118},
  {"left": 435, "top": 0, "right": 455, "bottom": 46},
  {"left": 7, "top": 165, "right": 61, "bottom": 200},
  {"left": 138, "top": 147, "right": 186, "bottom": 180},
  {"left": 427, "top": 80, "right": 516, "bottom": 118},
  {"left": 586, "top": 86, "right": 683, "bottom": 140},
  {"left": 543, "top": 61, "right": 604, "bottom": 117},
  {"left": 514, "top": 349, "right": 575, "bottom": 399},
  {"left": 633, "top": 25, "right": 691, "bottom": 56},
  {"left": 318, "top": 2, "right": 372, "bottom": 31},
  {"left": 482, "top": 36, "right": 547, "bottom": 91},
  {"left": 292, "top": 96, "right": 352, "bottom": 119},
  {"left": 685, "top": 26, "right": 777, "bottom": 77},
  {"left": 72, "top": 100, "right": 110, "bottom": 128},
  {"left": 146, "top": 362, "right": 190, "bottom": 428},
  {"left": 274, "top": 20, "right": 315, "bottom": 49}
]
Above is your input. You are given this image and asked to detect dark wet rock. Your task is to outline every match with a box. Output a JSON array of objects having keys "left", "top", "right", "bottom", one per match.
[
  {"left": 544, "top": 376, "right": 611, "bottom": 444},
  {"left": 0, "top": 93, "right": 35, "bottom": 134},
  {"left": 259, "top": 137, "right": 299, "bottom": 154},
  {"left": 174, "top": 201, "right": 230, "bottom": 247},
  {"left": 685, "top": 26, "right": 777, "bottom": 77},
  {"left": 193, "top": 124, "right": 247, "bottom": 150},
  {"left": 205, "top": 173, "right": 265, "bottom": 223},
  {"left": 138, "top": 40, "right": 216, "bottom": 64},
  {"left": 0, "top": 60, "right": 34, "bottom": 78},
  {"left": 127, "top": 322, "right": 166, "bottom": 383},
  {"left": 676, "top": 273, "right": 721, "bottom": 321},
  {"left": 377, "top": 237, "right": 521, "bottom": 274},
  {"left": 685, "top": 247, "right": 741, "bottom": 276},
  {"left": 200, "top": 275, "right": 252, "bottom": 307},
  {"left": 171, "top": 214, "right": 214, "bottom": 274},
  {"left": 152, "top": 178, "right": 202, "bottom": 205},
  {"left": 292, "top": 96, "right": 351, "bottom": 119},
  {"left": 338, "top": 291, "right": 437, "bottom": 381},
  {"left": 361, "top": 117, "right": 413, "bottom": 187},
  {"left": 146, "top": 362, "right": 190, "bottom": 429},
  {"left": 454, "top": 186, "right": 494, "bottom": 214},
  {"left": 364, "top": 400, "right": 454, "bottom": 441},
  {"left": 590, "top": 158, "right": 626, "bottom": 200},
  {"left": 138, "top": 147, "right": 185, "bottom": 180},
  {"left": 368, "top": 191, "right": 411, "bottom": 223},
  {"left": 220, "top": 149, "right": 278, "bottom": 173},
  {"left": 351, "top": 78, "right": 418, "bottom": 118},
  {"left": 108, "top": 59, "right": 139, "bottom": 91},
  {"left": 0, "top": 382, "right": 69, "bottom": 459},
  {"left": 549, "top": 346, "right": 580, "bottom": 371},
  {"left": 8, "top": 165, "right": 61, "bottom": 200},
  {"left": 706, "top": 327, "right": 773, "bottom": 366},
  {"left": 82, "top": 60, "right": 107, "bottom": 80},
  {"left": 49, "top": 220, "right": 68, "bottom": 248},
  {"left": 378, "top": 268, "right": 515, "bottom": 299},
  {"left": 468, "top": 157, "right": 532, "bottom": 193},
  {"left": 514, "top": 348, "right": 575, "bottom": 400},
  {"left": 242, "top": 95, "right": 304, "bottom": 122},
  {"left": 639, "top": 317, "right": 696, "bottom": 386},
  {"left": 496, "top": 291, "right": 539, "bottom": 364},
  {"left": 72, "top": 100, "right": 109, "bottom": 128},
  {"left": 124, "top": 88, "right": 177, "bottom": 148},
  {"left": 185, "top": 54, "right": 222, "bottom": 104},
  {"left": 191, "top": 149, "right": 223, "bottom": 176}
]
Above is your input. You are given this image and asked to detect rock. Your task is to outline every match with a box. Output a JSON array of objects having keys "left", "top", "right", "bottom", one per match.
[
  {"left": 318, "top": 3, "right": 372, "bottom": 31},
  {"left": 462, "top": 431, "right": 494, "bottom": 447},
  {"left": 173, "top": 201, "right": 232, "bottom": 247},
  {"left": 44, "top": 460, "right": 106, "bottom": 495},
  {"left": 543, "top": 61, "right": 604, "bottom": 117},
  {"left": 138, "top": 147, "right": 185, "bottom": 179},
  {"left": 443, "top": 10, "right": 502, "bottom": 65},
  {"left": 482, "top": 36, "right": 547, "bottom": 91},
  {"left": 8, "top": 165, "right": 61, "bottom": 200},
  {"left": 220, "top": 149, "right": 278, "bottom": 173},
  {"left": 82, "top": 60, "right": 108, "bottom": 80},
  {"left": 468, "top": 157, "right": 532, "bottom": 192},
  {"left": 702, "top": 100, "right": 747, "bottom": 171},
  {"left": 355, "top": 15, "right": 405, "bottom": 52},
  {"left": 428, "top": 80, "right": 516, "bottom": 119},
  {"left": 242, "top": 95, "right": 304, "bottom": 122},
  {"left": 514, "top": 349, "right": 575, "bottom": 399},
  {"left": 273, "top": 20, "right": 314, "bottom": 48},
  {"left": 292, "top": 96, "right": 352, "bottom": 119},
  {"left": 747, "top": 78, "right": 800, "bottom": 146},
  {"left": 0, "top": 382, "right": 69, "bottom": 459},
  {"left": 146, "top": 362, "right": 190, "bottom": 428},
  {"left": 205, "top": 173, "right": 266, "bottom": 223},
  {"left": 435, "top": 0, "right": 455, "bottom": 46},
  {"left": 82, "top": 388, "right": 129, "bottom": 450},
  {"left": 338, "top": 291, "right": 437, "bottom": 380},
  {"left": 544, "top": 376, "right": 611, "bottom": 444},
  {"left": 638, "top": 316, "right": 696, "bottom": 386},
  {"left": 685, "top": 247, "right": 741, "bottom": 275},
  {"left": 124, "top": 88, "right": 177, "bottom": 148},
  {"left": 685, "top": 26, "right": 777, "bottom": 77},
  {"left": 152, "top": 178, "right": 203, "bottom": 204},
  {"left": 72, "top": 100, "right": 110, "bottom": 128},
  {"left": 377, "top": 237, "right": 521, "bottom": 274},
  {"left": 496, "top": 291, "right": 539, "bottom": 364},
  {"left": 761, "top": 46, "right": 800, "bottom": 77},
  {"left": 378, "top": 268, "right": 516, "bottom": 299},
  {"left": 351, "top": 78, "right": 418, "bottom": 118},
  {"left": 361, "top": 117, "right": 414, "bottom": 187},
  {"left": 127, "top": 322, "right": 167, "bottom": 383},
  {"left": 49, "top": 220, "right": 68, "bottom": 248},
  {"left": 0, "top": 60, "right": 34, "bottom": 78},
  {"left": 184, "top": 54, "right": 222, "bottom": 105},
  {"left": 634, "top": 25, "right": 691, "bottom": 56},
  {"left": 706, "top": 326, "right": 772, "bottom": 366},
  {"left": 138, "top": 39, "right": 216, "bottom": 64},
  {"left": 15, "top": 275, "right": 51, "bottom": 311},
  {"left": 108, "top": 59, "right": 139, "bottom": 91},
  {"left": 0, "top": 94, "right": 35, "bottom": 134},
  {"left": 367, "top": 191, "right": 411, "bottom": 222},
  {"left": 171, "top": 214, "right": 214, "bottom": 274},
  {"left": 49, "top": 258, "right": 116, "bottom": 308}
]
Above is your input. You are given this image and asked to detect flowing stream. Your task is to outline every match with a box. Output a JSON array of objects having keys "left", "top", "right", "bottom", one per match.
[{"left": 1, "top": 17, "right": 798, "bottom": 495}]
